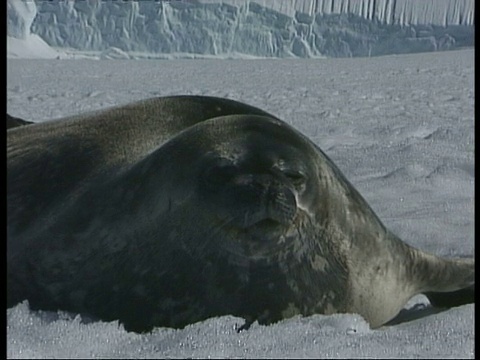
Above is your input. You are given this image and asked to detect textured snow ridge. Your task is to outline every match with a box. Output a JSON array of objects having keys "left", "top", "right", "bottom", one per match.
[{"left": 30, "top": 0, "right": 474, "bottom": 59}]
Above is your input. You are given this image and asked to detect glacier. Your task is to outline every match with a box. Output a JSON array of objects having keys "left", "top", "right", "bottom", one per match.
[
  {"left": 6, "top": 0, "right": 468, "bottom": 59},
  {"left": 7, "top": 0, "right": 36, "bottom": 40},
  {"left": 199, "top": 0, "right": 474, "bottom": 26},
  {"left": 7, "top": 0, "right": 66, "bottom": 59},
  {"left": 6, "top": 0, "right": 475, "bottom": 59}
]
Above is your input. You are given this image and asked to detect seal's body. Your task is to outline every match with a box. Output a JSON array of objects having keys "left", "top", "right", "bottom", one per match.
[
  {"left": 7, "top": 96, "right": 474, "bottom": 332},
  {"left": 7, "top": 114, "right": 32, "bottom": 129}
]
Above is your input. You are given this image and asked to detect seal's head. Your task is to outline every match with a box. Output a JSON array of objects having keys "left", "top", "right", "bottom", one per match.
[
  {"left": 189, "top": 115, "right": 322, "bottom": 261},
  {"left": 145, "top": 114, "right": 345, "bottom": 330}
]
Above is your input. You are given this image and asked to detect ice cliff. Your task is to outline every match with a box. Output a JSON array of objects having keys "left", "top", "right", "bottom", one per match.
[
  {"left": 7, "top": 0, "right": 37, "bottom": 39},
  {"left": 7, "top": 0, "right": 65, "bottom": 59},
  {"left": 201, "top": 0, "right": 474, "bottom": 26},
  {"left": 10, "top": 0, "right": 475, "bottom": 58}
]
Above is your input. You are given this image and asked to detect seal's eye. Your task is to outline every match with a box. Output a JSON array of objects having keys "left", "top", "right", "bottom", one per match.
[
  {"left": 212, "top": 165, "right": 237, "bottom": 184},
  {"left": 273, "top": 167, "right": 306, "bottom": 188},
  {"left": 202, "top": 159, "right": 238, "bottom": 190},
  {"left": 283, "top": 170, "right": 306, "bottom": 187}
]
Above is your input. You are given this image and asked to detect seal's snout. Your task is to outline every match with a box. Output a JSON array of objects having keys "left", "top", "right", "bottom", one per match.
[
  {"left": 200, "top": 159, "right": 298, "bottom": 230},
  {"left": 232, "top": 173, "right": 297, "bottom": 229}
]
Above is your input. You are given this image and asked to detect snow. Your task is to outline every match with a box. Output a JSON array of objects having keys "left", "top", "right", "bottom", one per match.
[
  {"left": 15, "top": 0, "right": 474, "bottom": 58},
  {"left": 7, "top": 35, "right": 66, "bottom": 59},
  {"left": 6, "top": 48, "right": 474, "bottom": 358},
  {"left": 5, "top": 300, "right": 475, "bottom": 359}
]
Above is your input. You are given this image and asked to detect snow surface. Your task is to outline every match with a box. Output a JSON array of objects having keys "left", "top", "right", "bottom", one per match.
[
  {"left": 22, "top": 0, "right": 475, "bottom": 58},
  {"left": 7, "top": 35, "right": 67, "bottom": 60},
  {"left": 6, "top": 49, "right": 474, "bottom": 358}
]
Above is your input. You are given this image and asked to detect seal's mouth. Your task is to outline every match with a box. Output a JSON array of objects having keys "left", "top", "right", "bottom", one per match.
[
  {"left": 242, "top": 217, "right": 291, "bottom": 242},
  {"left": 200, "top": 159, "right": 300, "bottom": 247},
  {"left": 254, "top": 218, "right": 282, "bottom": 227},
  {"left": 217, "top": 211, "right": 305, "bottom": 262},
  {"left": 248, "top": 218, "right": 283, "bottom": 231}
]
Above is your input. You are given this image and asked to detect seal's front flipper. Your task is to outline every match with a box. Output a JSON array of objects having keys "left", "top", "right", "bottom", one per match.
[
  {"left": 7, "top": 114, "right": 33, "bottom": 129},
  {"left": 425, "top": 284, "right": 475, "bottom": 308}
]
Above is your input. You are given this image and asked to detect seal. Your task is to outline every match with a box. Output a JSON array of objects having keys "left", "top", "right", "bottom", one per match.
[
  {"left": 7, "top": 95, "right": 474, "bottom": 333},
  {"left": 7, "top": 114, "right": 33, "bottom": 129}
]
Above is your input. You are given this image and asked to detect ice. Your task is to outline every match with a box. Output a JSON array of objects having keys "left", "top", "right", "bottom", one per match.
[
  {"left": 7, "top": 0, "right": 65, "bottom": 59},
  {"left": 7, "top": 0, "right": 473, "bottom": 59}
]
